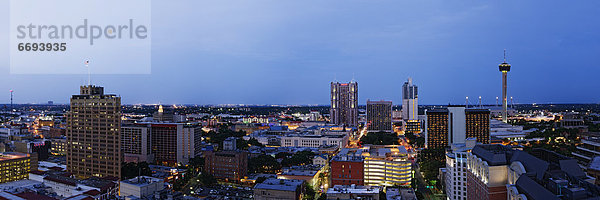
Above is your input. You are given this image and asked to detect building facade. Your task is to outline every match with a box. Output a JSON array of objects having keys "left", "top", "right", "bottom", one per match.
[
  {"left": 464, "top": 145, "right": 599, "bottom": 200},
  {"left": 402, "top": 78, "right": 418, "bottom": 121},
  {"left": 426, "top": 106, "right": 490, "bottom": 149},
  {"left": 66, "top": 85, "right": 121, "bottom": 179},
  {"left": 151, "top": 123, "right": 179, "bottom": 166},
  {"left": 254, "top": 178, "right": 304, "bottom": 200},
  {"left": 363, "top": 145, "right": 412, "bottom": 186},
  {"left": 203, "top": 150, "right": 248, "bottom": 182},
  {"left": 465, "top": 109, "right": 491, "bottom": 145},
  {"left": 0, "top": 152, "right": 31, "bottom": 183},
  {"left": 51, "top": 137, "right": 67, "bottom": 155},
  {"left": 572, "top": 138, "right": 600, "bottom": 166},
  {"left": 327, "top": 185, "right": 381, "bottom": 200},
  {"left": 330, "top": 82, "right": 358, "bottom": 127},
  {"left": 223, "top": 137, "right": 237, "bottom": 151},
  {"left": 443, "top": 139, "right": 476, "bottom": 200},
  {"left": 366, "top": 100, "right": 393, "bottom": 132},
  {"left": 331, "top": 146, "right": 412, "bottom": 187},
  {"left": 281, "top": 134, "right": 348, "bottom": 148},
  {"left": 149, "top": 123, "right": 202, "bottom": 166},
  {"left": 426, "top": 109, "right": 449, "bottom": 149},
  {"left": 331, "top": 148, "right": 365, "bottom": 186},
  {"left": 122, "top": 124, "right": 153, "bottom": 163},
  {"left": 119, "top": 176, "right": 164, "bottom": 199}
]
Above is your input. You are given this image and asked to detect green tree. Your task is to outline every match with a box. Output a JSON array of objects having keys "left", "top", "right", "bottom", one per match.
[
  {"left": 405, "top": 132, "right": 425, "bottom": 148},
  {"left": 316, "top": 194, "right": 327, "bottom": 200},
  {"left": 121, "top": 162, "right": 152, "bottom": 180},
  {"left": 256, "top": 176, "right": 268, "bottom": 184},
  {"left": 281, "top": 150, "right": 316, "bottom": 167},
  {"left": 419, "top": 159, "right": 445, "bottom": 181},
  {"left": 198, "top": 173, "right": 217, "bottom": 186},
  {"left": 360, "top": 132, "right": 399, "bottom": 145},
  {"left": 173, "top": 172, "right": 192, "bottom": 191},
  {"left": 188, "top": 157, "right": 204, "bottom": 174},
  {"left": 303, "top": 182, "right": 316, "bottom": 200},
  {"left": 249, "top": 154, "right": 281, "bottom": 173},
  {"left": 379, "top": 190, "right": 387, "bottom": 200}
]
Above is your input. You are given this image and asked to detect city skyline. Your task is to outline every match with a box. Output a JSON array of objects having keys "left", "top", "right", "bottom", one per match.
[{"left": 1, "top": 1, "right": 599, "bottom": 105}]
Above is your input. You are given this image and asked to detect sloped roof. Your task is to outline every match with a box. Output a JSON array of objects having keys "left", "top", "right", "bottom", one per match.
[
  {"left": 515, "top": 175, "right": 559, "bottom": 200},
  {"left": 510, "top": 150, "right": 549, "bottom": 181}
]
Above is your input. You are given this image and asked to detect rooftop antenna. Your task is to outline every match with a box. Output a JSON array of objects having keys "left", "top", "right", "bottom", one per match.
[
  {"left": 9, "top": 90, "right": 13, "bottom": 111},
  {"left": 510, "top": 96, "right": 514, "bottom": 109},
  {"left": 496, "top": 96, "right": 499, "bottom": 106},
  {"left": 85, "top": 60, "right": 91, "bottom": 86},
  {"left": 465, "top": 96, "right": 469, "bottom": 108},
  {"left": 478, "top": 96, "right": 482, "bottom": 108}
]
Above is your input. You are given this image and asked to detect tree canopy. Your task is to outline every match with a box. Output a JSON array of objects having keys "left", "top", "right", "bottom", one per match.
[{"left": 360, "top": 132, "right": 399, "bottom": 145}]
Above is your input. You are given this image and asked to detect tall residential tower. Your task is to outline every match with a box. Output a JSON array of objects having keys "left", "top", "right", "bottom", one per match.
[
  {"left": 67, "top": 85, "right": 122, "bottom": 179},
  {"left": 366, "top": 100, "right": 393, "bottom": 132},
  {"left": 330, "top": 81, "right": 358, "bottom": 127}
]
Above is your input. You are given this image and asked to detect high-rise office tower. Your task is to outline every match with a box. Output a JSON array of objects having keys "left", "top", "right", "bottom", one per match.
[
  {"left": 67, "top": 85, "right": 121, "bottom": 179},
  {"left": 425, "top": 106, "right": 490, "bottom": 149},
  {"left": 366, "top": 100, "right": 392, "bottom": 132},
  {"left": 401, "top": 78, "right": 418, "bottom": 121},
  {"left": 330, "top": 81, "right": 358, "bottom": 127},
  {"left": 402, "top": 78, "right": 421, "bottom": 133},
  {"left": 499, "top": 50, "right": 511, "bottom": 122}
]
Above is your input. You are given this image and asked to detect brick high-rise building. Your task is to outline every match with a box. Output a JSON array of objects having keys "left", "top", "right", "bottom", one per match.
[
  {"left": 331, "top": 148, "right": 365, "bottom": 186},
  {"left": 67, "top": 85, "right": 121, "bottom": 179},
  {"left": 330, "top": 81, "right": 358, "bottom": 127},
  {"left": 366, "top": 100, "right": 392, "bottom": 132},
  {"left": 203, "top": 150, "right": 248, "bottom": 182},
  {"left": 150, "top": 123, "right": 178, "bottom": 166},
  {"left": 150, "top": 123, "right": 202, "bottom": 166}
]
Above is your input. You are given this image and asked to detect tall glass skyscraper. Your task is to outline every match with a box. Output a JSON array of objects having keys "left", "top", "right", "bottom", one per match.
[{"left": 402, "top": 78, "right": 418, "bottom": 121}]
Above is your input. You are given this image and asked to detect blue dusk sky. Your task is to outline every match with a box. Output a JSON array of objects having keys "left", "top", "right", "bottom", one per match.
[{"left": 0, "top": 1, "right": 599, "bottom": 105}]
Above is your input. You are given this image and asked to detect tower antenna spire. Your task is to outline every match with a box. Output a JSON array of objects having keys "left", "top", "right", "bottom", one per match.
[
  {"left": 465, "top": 96, "right": 469, "bottom": 108},
  {"left": 9, "top": 90, "right": 13, "bottom": 111},
  {"left": 503, "top": 49, "right": 507, "bottom": 63},
  {"left": 85, "top": 60, "right": 91, "bottom": 86}
]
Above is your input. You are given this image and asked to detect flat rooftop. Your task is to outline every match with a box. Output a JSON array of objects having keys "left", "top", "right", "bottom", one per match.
[
  {"left": 0, "top": 152, "right": 29, "bottom": 161},
  {"left": 122, "top": 176, "right": 163, "bottom": 186},
  {"left": 327, "top": 185, "right": 381, "bottom": 194},
  {"left": 254, "top": 178, "right": 304, "bottom": 192}
]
